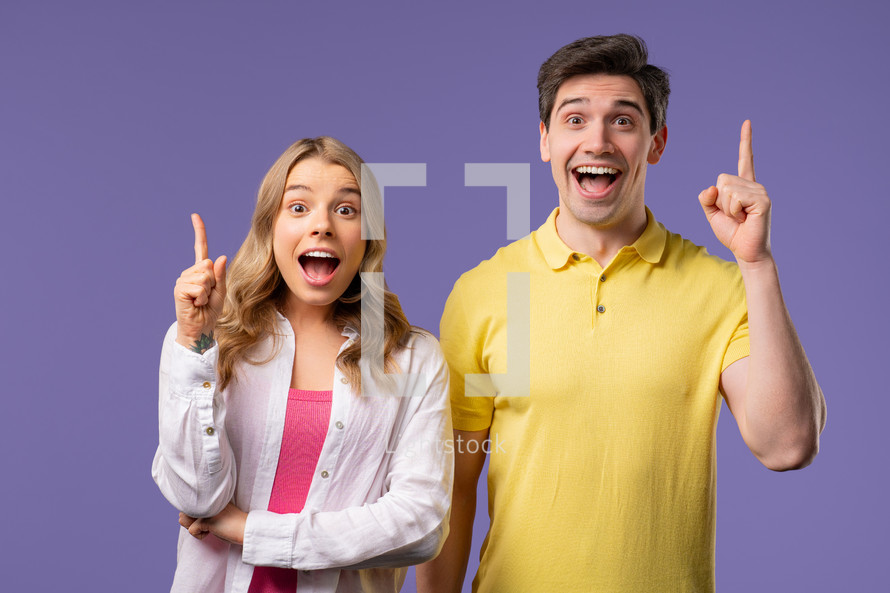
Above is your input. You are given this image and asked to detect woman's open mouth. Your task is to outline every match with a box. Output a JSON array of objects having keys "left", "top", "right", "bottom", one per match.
[{"left": 298, "top": 250, "right": 341, "bottom": 286}]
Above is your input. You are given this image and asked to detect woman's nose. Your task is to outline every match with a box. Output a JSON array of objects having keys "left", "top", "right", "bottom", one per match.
[{"left": 310, "top": 212, "right": 334, "bottom": 237}]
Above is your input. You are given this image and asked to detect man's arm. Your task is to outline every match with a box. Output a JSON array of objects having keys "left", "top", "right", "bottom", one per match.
[
  {"left": 700, "top": 120, "right": 826, "bottom": 471},
  {"left": 720, "top": 264, "right": 825, "bottom": 470},
  {"left": 417, "top": 428, "right": 489, "bottom": 593}
]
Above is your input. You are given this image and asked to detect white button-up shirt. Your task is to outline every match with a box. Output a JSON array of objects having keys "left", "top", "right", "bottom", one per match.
[{"left": 152, "top": 314, "right": 453, "bottom": 592}]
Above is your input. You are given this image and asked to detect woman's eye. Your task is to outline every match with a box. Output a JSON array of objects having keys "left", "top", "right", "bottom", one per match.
[
  {"left": 288, "top": 204, "right": 306, "bottom": 213},
  {"left": 337, "top": 206, "right": 356, "bottom": 215}
]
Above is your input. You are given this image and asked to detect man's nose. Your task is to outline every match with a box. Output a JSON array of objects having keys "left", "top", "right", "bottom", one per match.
[{"left": 581, "top": 122, "right": 614, "bottom": 155}]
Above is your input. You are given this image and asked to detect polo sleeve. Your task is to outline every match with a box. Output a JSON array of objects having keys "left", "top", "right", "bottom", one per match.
[
  {"left": 721, "top": 277, "right": 751, "bottom": 373},
  {"left": 440, "top": 276, "right": 495, "bottom": 432}
]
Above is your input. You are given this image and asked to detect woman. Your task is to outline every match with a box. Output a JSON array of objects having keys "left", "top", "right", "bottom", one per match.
[{"left": 152, "top": 137, "right": 453, "bottom": 592}]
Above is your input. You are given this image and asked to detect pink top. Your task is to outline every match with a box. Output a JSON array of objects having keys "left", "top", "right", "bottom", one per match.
[{"left": 248, "top": 388, "right": 333, "bottom": 593}]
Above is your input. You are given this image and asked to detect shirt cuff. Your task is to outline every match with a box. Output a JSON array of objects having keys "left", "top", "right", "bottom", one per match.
[
  {"left": 169, "top": 341, "right": 220, "bottom": 399},
  {"left": 242, "top": 510, "right": 297, "bottom": 568}
]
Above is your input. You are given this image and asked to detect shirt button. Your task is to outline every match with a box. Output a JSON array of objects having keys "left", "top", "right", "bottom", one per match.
[
  {"left": 596, "top": 305, "right": 606, "bottom": 313},
  {"left": 600, "top": 275, "right": 606, "bottom": 282},
  {"left": 202, "top": 381, "right": 211, "bottom": 389},
  {"left": 335, "top": 421, "right": 344, "bottom": 430},
  {"left": 320, "top": 470, "right": 330, "bottom": 479},
  {"left": 340, "top": 377, "right": 348, "bottom": 384},
  {"left": 204, "top": 427, "right": 215, "bottom": 436},
  {"left": 572, "top": 254, "right": 580, "bottom": 261}
]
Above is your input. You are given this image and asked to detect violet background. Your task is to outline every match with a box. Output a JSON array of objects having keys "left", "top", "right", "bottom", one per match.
[{"left": 1, "top": 1, "right": 886, "bottom": 591}]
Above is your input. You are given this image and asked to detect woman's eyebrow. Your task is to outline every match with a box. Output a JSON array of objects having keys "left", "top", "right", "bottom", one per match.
[{"left": 283, "top": 184, "right": 360, "bottom": 195}]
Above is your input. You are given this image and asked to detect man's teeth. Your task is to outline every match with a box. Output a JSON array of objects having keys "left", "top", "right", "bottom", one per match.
[
  {"left": 303, "top": 251, "right": 335, "bottom": 258},
  {"left": 575, "top": 166, "right": 618, "bottom": 175}
]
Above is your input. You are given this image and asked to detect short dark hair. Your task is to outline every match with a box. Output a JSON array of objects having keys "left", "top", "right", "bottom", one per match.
[{"left": 537, "top": 34, "right": 670, "bottom": 134}]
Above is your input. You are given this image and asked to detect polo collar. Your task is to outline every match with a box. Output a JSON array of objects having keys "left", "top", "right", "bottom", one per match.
[
  {"left": 537, "top": 208, "right": 575, "bottom": 270},
  {"left": 633, "top": 207, "right": 667, "bottom": 264},
  {"left": 537, "top": 206, "right": 666, "bottom": 270}
]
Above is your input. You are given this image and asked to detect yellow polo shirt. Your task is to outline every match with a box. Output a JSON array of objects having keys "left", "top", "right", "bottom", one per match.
[{"left": 441, "top": 207, "right": 749, "bottom": 592}]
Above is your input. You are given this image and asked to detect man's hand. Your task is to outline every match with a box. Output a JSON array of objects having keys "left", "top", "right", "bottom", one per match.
[
  {"left": 698, "top": 120, "right": 772, "bottom": 266},
  {"left": 179, "top": 502, "right": 247, "bottom": 545},
  {"left": 700, "top": 121, "right": 826, "bottom": 471}
]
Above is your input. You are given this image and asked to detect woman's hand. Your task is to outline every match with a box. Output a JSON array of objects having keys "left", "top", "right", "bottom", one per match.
[
  {"left": 179, "top": 502, "right": 247, "bottom": 545},
  {"left": 174, "top": 213, "right": 227, "bottom": 352}
]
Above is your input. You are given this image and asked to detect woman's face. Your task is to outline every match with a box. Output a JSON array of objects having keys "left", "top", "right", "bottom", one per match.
[{"left": 273, "top": 157, "right": 366, "bottom": 313}]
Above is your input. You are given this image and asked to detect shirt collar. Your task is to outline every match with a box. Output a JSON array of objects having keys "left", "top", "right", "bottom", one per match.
[
  {"left": 632, "top": 207, "right": 667, "bottom": 264},
  {"left": 273, "top": 310, "right": 358, "bottom": 342},
  {"left": 536, "top": 206, "right": 666, "bottom": 270}
]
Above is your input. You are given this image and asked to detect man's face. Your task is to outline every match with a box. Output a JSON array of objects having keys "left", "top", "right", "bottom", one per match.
[{"left": 540, "top": 74, "right": 666, "bottom": 233}]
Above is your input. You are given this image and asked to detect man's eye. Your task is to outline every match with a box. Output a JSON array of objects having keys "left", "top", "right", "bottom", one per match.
[
  {"left": 568, "top": 116, "right": 583, "bottom": 125},
  {"left": 615, "top": 117, "right": 632, "bottom": 126}
]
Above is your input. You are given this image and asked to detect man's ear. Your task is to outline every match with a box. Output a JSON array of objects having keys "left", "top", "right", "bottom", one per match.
[
  {"left": 648, "top": 125, "right": 668, "bottom": 164},
  {"left": 539, "top": 121, "right": 551, "bottom": 162}
]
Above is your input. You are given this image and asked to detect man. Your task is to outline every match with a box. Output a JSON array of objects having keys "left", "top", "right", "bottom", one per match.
[{"left": 416, "top": 34, "right": 825, "bottom": 592}]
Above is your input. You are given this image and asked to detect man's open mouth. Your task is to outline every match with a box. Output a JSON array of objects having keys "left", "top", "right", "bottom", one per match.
[
  {"left": 299, "top": 250, "right": 341, "bottom": 281},
  {"left": 573, "top": 165, "right": 620, "bottom": 194}
]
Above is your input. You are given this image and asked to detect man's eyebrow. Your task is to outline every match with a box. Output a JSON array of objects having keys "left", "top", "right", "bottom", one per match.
[
  {"left": 555, "top": 96, "right": 588, "bottom": 114},
  {"left": 554, "top": 97, "right": 646, "bottom": 117},
  {"left": 615, "top": 99, "right": 645, "bottom": 116}
]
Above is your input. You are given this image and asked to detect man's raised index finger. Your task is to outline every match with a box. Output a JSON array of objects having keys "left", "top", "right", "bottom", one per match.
[
  {"left": 738, "top": 119, "right": 756, "bottom": 182},
  {"left": 192, "top": 213, "right": 208, "bottom": 264}
]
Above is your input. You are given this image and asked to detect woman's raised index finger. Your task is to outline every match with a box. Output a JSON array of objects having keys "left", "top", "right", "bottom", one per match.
[
  {"left": 192, "top": 213, "right": 208, "bottom": 264},
  {"left": 738, "top": 119, "right": 756, "bottom": 182}
]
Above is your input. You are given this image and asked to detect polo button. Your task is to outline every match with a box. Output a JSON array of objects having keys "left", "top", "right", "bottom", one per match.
[
  {"left": 572, "top": 254, "right": 580, "bottom": 261},
  {"left": 202, "top": 381, "right": 211, "bottom": 389},
  {"left": 340, "top": 377, "right": 348, "bottom": 384},
  {"left": 205, "top": 427, "right": 215, "bottom": 436},
  {"left": 335, "top": 421, "right": 344, "bottom": 430},
  {"left": 600, "top": 275, "right": 606, "bottom": 282},
  {"left": 320, "top": 470, "right": 330, "bottom": 478},
  {"left": 597, "top": 305, "right": 606, "bottom": 313}
]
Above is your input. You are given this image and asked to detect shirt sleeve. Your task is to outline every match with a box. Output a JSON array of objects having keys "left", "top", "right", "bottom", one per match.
[
  {"left": 722, "top": 312, "right": 750, "bottom": 372},
  {"left": 440, "top": 276, "right": 495, "bottom": 432},
  {"left": 721, "top": 271, "right": 751, "bottom": 372},
  {"left": 240, "top": 336, "right": 455, "bottom": 571},
  {"left": 151, "top": 322, "right": 236, "bottom": 518}
]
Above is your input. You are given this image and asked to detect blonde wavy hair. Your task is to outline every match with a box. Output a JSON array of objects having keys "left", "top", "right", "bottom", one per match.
[{"left": 215, "top": 136, "right": 411, "bottom": 392}]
